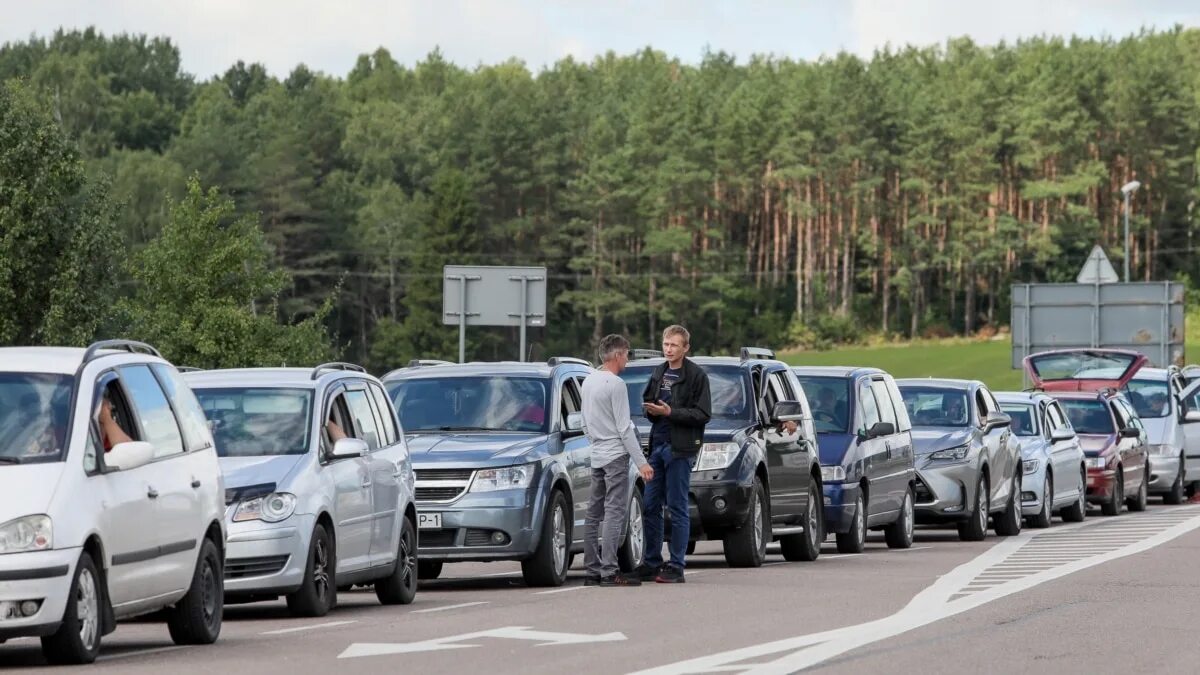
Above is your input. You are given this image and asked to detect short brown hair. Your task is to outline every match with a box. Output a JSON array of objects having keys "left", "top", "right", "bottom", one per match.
[
  {"left": 598, "top": 334, "right": 630, "bottom": 363},
  {"left": 662, "top": 325, "right": 690, "bottom": 346}
]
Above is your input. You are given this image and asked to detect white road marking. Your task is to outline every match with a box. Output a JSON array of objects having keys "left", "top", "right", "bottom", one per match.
[
  {"left": 413, "top": 601, "right": 489, "bottom": 614},
  {"left": 262, "top": 620, "right": 357, "bottom": 635},
  {"left": 535, "top": 586, "right": 592, "bottom": 595},
  {"left": 634, "top": 507, "right": 1200, "bottom": 674},
  {"left": 96, "top": 646, "right": 188, "bottom": 662},
  {"left": 889, "top": 546, "right": 932, "bottom": 553},
  {"left": 340, "top": 625, "right": 626, "bottom": 658}
]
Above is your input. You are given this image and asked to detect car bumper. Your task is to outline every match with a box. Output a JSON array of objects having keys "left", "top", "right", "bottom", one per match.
[
  {"left": 1020, "top": 467, "right": 1047, "bottom": 517},
  {"left": 1086, "top": 467, "right": 1118, "bottom": 501},
  {"left": 1148, "top": 454, "right": 1183, "bottom": 492},
  {"left": 687, "top": 479, "right": 755, "bottom": 537},
  {"left": 222, "top": 515, "right": 313, "bottom": 597},
  {"left": 0, "top": 547, "right": 78, "bottom": 640},
  {"left": 913, "top": 463, "right": 976, "bottom": 522},
  {"left": 822, "top": 482, "right": 862, "bottom": 534},
  {"left": 416, "top": 490, "right": 538, "bottom": 562}
]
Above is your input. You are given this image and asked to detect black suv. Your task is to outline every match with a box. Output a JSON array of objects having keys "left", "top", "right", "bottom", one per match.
[{"left": 620, "top": 349, "right": 823, "bottom": 567}]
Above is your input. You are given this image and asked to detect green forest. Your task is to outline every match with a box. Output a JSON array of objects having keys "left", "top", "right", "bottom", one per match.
[{"left": 2, "top": 27, "right": 1199, "bottom": 370}]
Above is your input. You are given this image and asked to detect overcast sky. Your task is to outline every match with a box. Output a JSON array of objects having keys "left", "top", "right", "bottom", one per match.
[{"left": 1, "top": 0, "right": 1197, "bottom": 79}]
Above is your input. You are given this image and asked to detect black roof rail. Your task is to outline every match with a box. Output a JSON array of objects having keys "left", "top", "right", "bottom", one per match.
[
  {"left": 407, "top": 359, "right": 453, "bottom": 368},
  {"left": 311, "top": 362, "right": 367, "bottom": 380},
  {"left": 548, "top": 357, "right": 592, "bottom": 368},
  {"left": 631, "top": 349, "right": 663, "bottom": 360},
  {"left": 82, "top": 340, "right": 163, "bottom": 364},
  {"left": 740, "top": 347, "right": 776, "bottom": 362}
]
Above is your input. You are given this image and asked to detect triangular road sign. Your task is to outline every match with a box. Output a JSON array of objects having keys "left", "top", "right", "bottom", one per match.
[{"left": 1076, "top": 245, "right": 1119, "bottom": 284}]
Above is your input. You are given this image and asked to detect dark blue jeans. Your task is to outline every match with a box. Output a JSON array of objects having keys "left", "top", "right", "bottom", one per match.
[{"left": 643, "top": 440, "right": 695, "bottom": 570}]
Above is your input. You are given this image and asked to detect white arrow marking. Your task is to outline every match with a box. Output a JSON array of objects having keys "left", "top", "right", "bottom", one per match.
[{"left": 339, "top": 625, "right": 627, "bottom": 659}]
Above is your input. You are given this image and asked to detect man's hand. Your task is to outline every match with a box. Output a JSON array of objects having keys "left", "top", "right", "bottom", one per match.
[
  {"left": 644, "top": 400, "right": 671, "bottom": 417},
  {"left": 639, "top": 464, "right": 655, "bottom": 481}
]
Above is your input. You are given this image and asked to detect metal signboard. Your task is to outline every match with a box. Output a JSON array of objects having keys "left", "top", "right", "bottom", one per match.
[
  {"left": 443, "top": 265, "right": 547, "bottom": 362},
  {"left": 1076, "top": 245, "right": 1119, "bottom": 284}
]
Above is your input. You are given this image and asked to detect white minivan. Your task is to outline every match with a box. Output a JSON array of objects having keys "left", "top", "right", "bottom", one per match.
[{"left": 0, "top": 341, "right": 226, "bottom": 664}]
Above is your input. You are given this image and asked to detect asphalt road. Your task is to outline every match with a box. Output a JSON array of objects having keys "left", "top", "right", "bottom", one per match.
[{"left": 3, "top": 502, "right": 1199, "bottom": 674}]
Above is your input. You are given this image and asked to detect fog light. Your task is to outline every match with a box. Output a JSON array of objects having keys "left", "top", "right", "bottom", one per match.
[
  {"left": 713, "top": 497, "right": 727, "bottom": 511},
  {"left": 491, "top": 532, "right": 508, "bottom": 545},
  {"left": 20, "top": 600, "right": 39, "bottom": 617},
  {"left": 1021, "top": 491, "right": 1037, "bottom": 502}
]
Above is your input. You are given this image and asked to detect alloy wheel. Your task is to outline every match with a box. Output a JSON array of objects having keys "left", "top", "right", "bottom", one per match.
[
  {"left": 77, "top": 567, "right": 99, "bottom": 652},
  {"left": 552, "top": 504, "right": 567, "bottom": 573},
  {"left": 628, "top": 496, "right": 644, "bottom": 567},
  {"left": 313, "top": 538, "right": 329, "bottom": 601}
]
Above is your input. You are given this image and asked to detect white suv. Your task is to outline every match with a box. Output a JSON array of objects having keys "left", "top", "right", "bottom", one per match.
[{"left": 0, "top": 341, "right": 226, "bottom": 664}]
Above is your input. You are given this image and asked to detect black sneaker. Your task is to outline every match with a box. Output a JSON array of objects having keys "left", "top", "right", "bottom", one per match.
[
  {"left": 655, "top": 565, "right": 685, "bottom": 584},
  {"left": 598, "top": 574, "right": 642, "bottom": 587},
  {"left": 633, "top": 563, "right": 660, "bottom": 581},
  {"left": 583, "top": 575, "right": 602, "bottom": 586}
]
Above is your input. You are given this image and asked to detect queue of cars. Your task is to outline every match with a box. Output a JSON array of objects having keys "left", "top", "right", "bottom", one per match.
[{"left": 2, "top": 339, "right": 1197, "bottom": 665}]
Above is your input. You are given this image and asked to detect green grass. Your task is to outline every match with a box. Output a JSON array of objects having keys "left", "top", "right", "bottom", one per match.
[{"left": 781, "top": 338, "right": 1199, "bottom": 393}]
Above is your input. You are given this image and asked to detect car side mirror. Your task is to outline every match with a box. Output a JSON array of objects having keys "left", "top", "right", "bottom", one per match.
[
  {"left": 106, "top": 441, "right": 155, "bottom": 471},
  {"left": 565, "top": 412, "right": 586, "bottom": 434},
  {"left": 1119, "top": 426, "right": 1141, "bottom": 439},
  {"left": 771, "top": 400, "right": 805, "bottom": 424},
  {"left": 331, "top": 438, "right": 368, "bottom": 459},
  {"left": 867, "top": 421, "right": 895, "bottom": 439},
  {"left": 1183, "top": 410, "right": 1200, "bottom": 424},
  {"left": 985, "top": 411, "right": 1011, "bottom": 430},
  {"left": 1050, "top": 427, "right": 1075, "bottom": 443}
]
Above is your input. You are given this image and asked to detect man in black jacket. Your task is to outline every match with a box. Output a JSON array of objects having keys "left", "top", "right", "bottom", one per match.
[{"left": 635, "top": 325, "right": 712, "bottom": 583}]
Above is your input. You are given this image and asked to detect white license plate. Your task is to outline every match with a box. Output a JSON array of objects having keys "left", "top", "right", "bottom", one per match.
[{"left": 417, "top": 513, "right": 442, "bottom": 530}]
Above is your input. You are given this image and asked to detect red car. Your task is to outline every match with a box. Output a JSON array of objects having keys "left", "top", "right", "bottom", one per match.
[{"left": 1025, "top": 350, "right": 1151, "bottom": 515}]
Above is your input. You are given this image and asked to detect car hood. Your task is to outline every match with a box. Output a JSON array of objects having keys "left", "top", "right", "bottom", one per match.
[
  {"left": 1139, "top": 417, "right": 1172, "bottom": 446},
  {"left": 0, "top": 463, "right": 64, "bottom": 524},
  {"left": 816, "top": 434, "right": 856, "bottom": 467},
  {"left": 1077, "top": 433, "right": 1116, "bottom": 456},
  {"left": 406, "top": 433, "right": 547, "bottom": 467},
  {"left": 219, "top": 454, "right": 305, "bottom": 490},
  {"left": 631, "top": 417, "right": 754, "bottom": 442},
  {"left": 911, "top": 428, "right": 974, "bottom": 455}
]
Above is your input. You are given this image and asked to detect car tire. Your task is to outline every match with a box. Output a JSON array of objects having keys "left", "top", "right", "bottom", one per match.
[
  {"left": 1101, "top": 471, "right": 1124, "bottom": 516},
  {"left": 375, "top": 516, "right": 418, "bottom": 605},
  {"left": 724, "top": 477, "right": 768, "bottom": 567},
  {"left": 957, "top": 474, "right": 989, "bottom": 542},
  {"left": 835, "top": 492, "right": 866, "bottom": 554},
  {"left": 994, "top": 473, "right": 1023, "bottom": 536},
  {"left": 1163, "top": 458, "right": 1185, "bottom": 505},
  {"left": 1028, "top": 472, "right": 1053, "bottom": 529},
  {"left": 617, "top": 488, "right": 645, "bottom": 573},
  {"left": 418, "top": 560, "right": 443, "bottom": 581},
  {"left": 885, "top": 488, "right": 915, "bottom": 549},
  {"left": 167, "top": 538, "right": 223, "bottom": 645},
  {"left": 781, "top": 480, "right": 822, "bottom": 562},
  {"left": 1127, "top": 463, "right": 1149, "bottom": 512},
  {"left": 41, "top": 552, "right": 102, "bottom": 665},
  {"left": 521, "top": 489, "right": 571, "bottom": 587},
  {"left": 1061, "top": 469, "right": 1087, "bottom": 522},
  {"left": 287, "top": 524, "right": 336, "bottom": 617}
]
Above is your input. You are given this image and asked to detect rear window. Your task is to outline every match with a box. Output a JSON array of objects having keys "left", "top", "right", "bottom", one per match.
[{"left": 1058, "top": 399, "right": 1115, "bottom": 435}]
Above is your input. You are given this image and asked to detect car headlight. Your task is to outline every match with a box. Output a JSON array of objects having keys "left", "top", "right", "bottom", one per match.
[
  {"left": 694, "top": 443, "right": 741, "bottom": 472},
  {"left": 0, "top": 515, "right": 52, "bottom": 554},
  {"left": 1022, "top": 459, "right": 1040, "bottom": 475},
  {"left": 471, "top": 464, "right": 537, "bottom": 492},
  {"left": 929, "top": 445, "right": 969, "bottom": 462},
  {"left": 233, "top": 493, "right": 297, "bottom": 523},
  {"left": 821, "top": 465, "right": 847, "bottom": 482},
  {"left": 1086, "top": 456, "right": 1109, "bottom": 470}
]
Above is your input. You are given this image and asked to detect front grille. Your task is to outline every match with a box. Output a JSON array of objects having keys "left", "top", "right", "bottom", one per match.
[
  {"left": 420, "top": 530, "right": 457, "bottom": 547},
  {"left": 225, "top": 554, "right": 289, "bottom": 579},
  {"left": 416, "top": 469, "right": 475, "bottom": 482},
  {"left": 415, "top": 468, "right": 474, "bottom": 503},
  {"left": 416, "top": 486, "right": 468, "bottom": 501},
  {"left": 914, "top": 476, "right": 935, "bottom": 504}
]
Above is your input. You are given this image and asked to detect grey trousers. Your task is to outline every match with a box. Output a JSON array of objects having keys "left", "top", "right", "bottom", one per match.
[{"left": 584, "top": 455, "right": 631, "bottom": 578}]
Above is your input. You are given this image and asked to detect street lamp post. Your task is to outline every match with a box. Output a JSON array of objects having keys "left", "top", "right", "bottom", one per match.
[{"left": 1121, "top": 180, "right": 1141, "bottom": 282}]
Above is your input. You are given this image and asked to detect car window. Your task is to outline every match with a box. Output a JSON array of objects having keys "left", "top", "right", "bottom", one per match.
[
  {"left": 1122, "top": 378, "right": 1170, "bottom": 419},
  {"left": 870, "top": 380, "right": 896, "bottom": 431},
  {"left": 561, "top": 378, "right": 582, "bottom": 420},
  {"left": 1000, "top": 403, "right": 1037, "bottom": 437},
  {"left": 0, "top": 372, "right": 73, "bottom": 464},
  {"left": 1060, "top": 398, "right": 1116, "bottom": 435},
  {"left": 883, "top": 377, "right": 912, "bottom": 432},
  {"left": 196, "top": 387, "right": 313, "bottom": 457},
  {"left": 858, "top": 379, "right": 881, "bottom": 433},
  {"left": 899, "top": 386, "right": 970, "bottom": 428},
  {"left": 151, "top": 365, "right": 213, "bottom": 453},
  {"left": 1109, "top": 399, "right": 1129, "bottom": 429},
  {"left": 389, "top": 376, "right": 550, "bottom": 433},
  {"left": 974, "top": 389, "right": 990, "bottom": 426},
  {"left": 1049, "top": 402, "right": 1071, "bottom": 433},
  {"left": 324, "top": 392, "right": 353, "bottom": 449},
  {"left": 119, "top": 364, "right": 185, "bottom": 459},
  {"left": 359, "top": 383, "right": 391, "bottom": 448},
  {"left": 768, "top": 370, "right": 795, "bottom": 401},
  {"left": 369, "top": 382, "right": 399, "bottom": 443},
  {"left": 345, "top": 389, "right": 382, "bottom": 450}
]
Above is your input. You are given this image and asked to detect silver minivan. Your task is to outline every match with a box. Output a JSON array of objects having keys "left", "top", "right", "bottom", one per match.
[{"left": 1122, "top": 366, "right": 1189, "bottom": 504}]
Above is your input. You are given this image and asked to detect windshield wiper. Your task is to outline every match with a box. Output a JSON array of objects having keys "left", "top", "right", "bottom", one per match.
[
  {"left": 435, "top": 426, "right": 498, "bottom": 432},
  {"left": 0, "top": 456, "right": 24, "bottom": 464}
]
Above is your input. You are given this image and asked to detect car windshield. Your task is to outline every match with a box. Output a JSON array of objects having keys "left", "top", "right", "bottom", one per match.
[
  {"left": 620, "top": 365, "right": 752, "bottom": 422},
  {"left": 1058, "top": 399, "right": 1115, "bottom": 435},
  {"left": 387, "top": 377, "right": 549, "bottom": 433},
  {"left": 1122, "top": 378, "right": 1170, "bottom": 419},
  {"left": 900, "top": 387, "right": 971, "bottom": 428},
  {"left": 1029, "top": 351, "right": 1138, "bottom": 382},
  {"left": 0, "top": 373, "right": 73, "bottom": 464},
  {"left": 793, "top": 375, "right": 850, "bottom": 433},
  {"left": 1000, "top": 403, "right": 1038, "bottom": 437},
  {"left": 194, "top": 388, "right": 314, "bottom": 456}
]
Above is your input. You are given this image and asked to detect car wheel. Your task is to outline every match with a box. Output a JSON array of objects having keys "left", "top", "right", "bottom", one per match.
[
  {"left": 376, "top": 516, "right": 418, "bottom": 605},
  {"left": 781, "top": 480, "right": 822, "bottom": 562},
  {"left": 417, "top": 560, "right": 443, "bottom": 581},
  {"left": 1163, "top": 457, "right": 1185, "bottom": 505},
  {"left": 885, "top": 487, "right": 915, "bottom": 549},
  {"left": 287, "top": 524, "right": 336, "bottom": 616},
  {"left": 1101, "top": 471, "right": 1124, "bottom": 516},
  {"left": 1029, "top": 472, "right": 1053, "bottom": 529},
  {"left": 958, "top": 474, "right": 989, "bottom": 542},
  {"left": 835, "top": 492, "right": 866, "bottom": 554},
  {"left": 1127, "top": 463, "right": 1149, "bottom": 512},
  {"left": 167, "top": 538, "right": 223, "bottom": 645},
  {"left": 521, "top": 489, "right": 570, "bottom": 587},
  {"left": 1061, "top": 469, "right": 1087, "bottom": 522},
  {"left": 994, "top": 472, "right": 1023, "bottom": 536},
  {"left": 724, "top": 477, "right": 768, "bottom": 567},
  {"left": 41, "top": 552, "right": 102, "bottom": 664},
  {"left": 617, "top": 488, "right": 645, "bottom": 573}
]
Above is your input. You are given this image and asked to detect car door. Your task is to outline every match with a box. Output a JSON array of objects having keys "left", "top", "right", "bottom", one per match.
[
  {"left": 1109, "top": 398, "right": 1141, "bottom": 492},
  {"left": 883, "top": 375, "right": 916, "bottom": 499},
  {"left": 117, "top": 363, "right": 200, "bottom": 595},
  {"left": 1044, "top": 400, "right": 1081, "bottom": 503},
  {"left": 767, "top": 368, "right": 809, "bottom": 523},
  {"left": 869, "top": 377, "right": 907, "bottom": 515},
  {"left": 853, "top": 377, "right": 889, "bottom": 517},
  {"left": 1119, "top": 398, "right": 1149, "bottom": 489},
  {"left": 976, "top": 386, "right": 1012, "bottom": 507},
  {"left": 343, "top": 383, "right": 397, "bottom": 568},
  {"left": 366, "top": 381, "right": 410, "bottom": 565},
  {"left": 322, "top": 388, "right": 374, "bottom": 572},
  {"left": 1179, "top": 379, "right": 1200, "bottom": 482},
  {"left": 557, "top": 376, "right": 590, "bottom": 541}
]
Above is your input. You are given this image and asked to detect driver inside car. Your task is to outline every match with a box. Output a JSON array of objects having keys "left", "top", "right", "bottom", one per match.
[{"left": 942, "top": 396, "right": 966, "bottom": 424}]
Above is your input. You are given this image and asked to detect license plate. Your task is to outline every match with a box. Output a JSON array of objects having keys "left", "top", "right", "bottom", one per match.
[{"left": 417, "top": 513, "right": 442, "bottom": 530}]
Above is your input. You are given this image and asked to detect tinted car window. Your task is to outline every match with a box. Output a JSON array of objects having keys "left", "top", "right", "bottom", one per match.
[
  {"left": 1059, "top": 399, "right": 1115, "bottom": 435},
  {"left": 900, "top": 387, "right": 970, "bottom": 428},
  {"left": 870, "top": 380, "right": 896, "bottom": 430},
  {"left": 152, "top": 365, "right": 213, "bottom": 453},
  {"left": 1000, "top": 403, "right": 1038, "bottom": 437},
  {"left": 620, "top": 366, "right": 752, "bottom": 422},
  {"left": 858, "top": 379, "right": 881, "bottom": 431},
  {"left": 0, "top": 373, "right": 72, "bottom": 464},
  {"left": 1123, "top": 378, "right": 1170, "bottom": 419},
  {"left": 794, "top": 375, "right": 849, "bottom": 433},
  {"left": 195, "top": 388, "right": 313, "bottom": 457},
  {"left": 120, "top": 365, "right": 185, "bottom": 459},
  {"left": 388, "top": 376, "right": 550, "bottom": 433},
  {"left": 369, "top": 382, "right": 399, "bottom": 443},
  {"left": 346, "top": 389, "right": 382, "bottom": 450}
]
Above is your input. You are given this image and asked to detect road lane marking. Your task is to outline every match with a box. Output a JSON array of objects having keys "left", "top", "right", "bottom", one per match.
[
  {"left": 535, "top": 586, "right": 592, "bottom": 595},
  {"left": 262, "top": 620, "right": 357, "bottom": 635},
  {"left": 413, "top": 601, "right": 489, "bottom": 614},
  {"left": 340, "top": 625, "right": 626, "bottom": 658},
  {"left": 96, "top": 646, "right": 188, "bottom": 662}
]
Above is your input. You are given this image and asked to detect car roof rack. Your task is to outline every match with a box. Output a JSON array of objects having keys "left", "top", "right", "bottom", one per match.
[
  {"left": 740, "top": 347, "right": 776, "bottom": 362},
  {"left": 407, "top": 359, "right": 453, "bottom": 368},
  {"left": 631, "top": 349, "right": 663, "bottom": 360},
  {"left": 548, "top": 357, "right": 592, "bottom": 368},
  {"left": 82, "top": 340, "right": 163, "bottom": 364},
  {"left": 311, "top": 362, "right": 368, "bottom": 380}
]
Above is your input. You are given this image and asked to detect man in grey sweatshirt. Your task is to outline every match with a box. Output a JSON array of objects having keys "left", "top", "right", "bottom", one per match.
[{"left": 582, "top": 334, "right": 655, "bottom": 586}]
